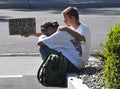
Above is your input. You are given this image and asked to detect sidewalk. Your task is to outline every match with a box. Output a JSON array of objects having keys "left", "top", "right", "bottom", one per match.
[
  {"left": 0, "top": 0, "right": 120, "bottom": 9},
  {"left": 0, "top": 55, "right": 98, "bottom": 89},
  {"left": 0, "top": 55, "right": 67, "bottom": 89}
]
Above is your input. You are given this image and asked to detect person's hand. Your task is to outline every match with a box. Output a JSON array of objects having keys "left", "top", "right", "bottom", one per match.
[
  {"left": 21, "top": 34, "right": 31, "bottom": 37},
  {"left": 58, "top": 26, "right": 67, "bottom": 31}
]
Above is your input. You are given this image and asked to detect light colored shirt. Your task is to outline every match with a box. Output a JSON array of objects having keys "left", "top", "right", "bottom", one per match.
[
  {"left": 74, "top": 23, "right": 91, "bottom": 65},
  {"left": 38, "top": 31, "right": 83, "bottom": 69}
]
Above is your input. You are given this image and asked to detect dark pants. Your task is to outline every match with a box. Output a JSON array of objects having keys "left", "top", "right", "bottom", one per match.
[{"left": 39, "top": 46, "right": 80, "bottom": 73}]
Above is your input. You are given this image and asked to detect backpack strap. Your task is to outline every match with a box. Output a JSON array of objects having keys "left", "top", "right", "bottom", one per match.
[{"left": 37, "top": 55, "right": 50, "bottom": 83}]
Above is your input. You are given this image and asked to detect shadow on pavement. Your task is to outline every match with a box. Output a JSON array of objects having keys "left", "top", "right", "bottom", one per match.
[
  {"left": 79, "top": 8, "right": 120, "bottom": 15},
  {"left": 8, "top": 7, "right": 120, "bottom": 16}
]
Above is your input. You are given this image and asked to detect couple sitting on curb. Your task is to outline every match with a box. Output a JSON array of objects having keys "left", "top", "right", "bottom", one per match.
[{"left": 23, "top": 6, "right": 91, "bottom": 74}]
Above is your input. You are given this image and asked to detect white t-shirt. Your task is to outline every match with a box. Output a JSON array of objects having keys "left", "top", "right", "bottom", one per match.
[
  {"left": 74, "top": 23, "right": 91, "bottom": 65},
  {"left": 38, "top": 31, "right": 83, "bottom": 69},
  {"left": 39, "top": 34, "right": 47, "bottom": 41},
  {"left": 38, "top": 23, "right": 90, "bottom": 69}
]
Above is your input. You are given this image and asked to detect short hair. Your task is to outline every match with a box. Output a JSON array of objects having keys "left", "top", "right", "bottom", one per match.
[
  {"left": 41, "top": 21, "right": 59, "bottom": 33},
  {"left": 62, "top": 6, "right": 79, "bottom": 21}
]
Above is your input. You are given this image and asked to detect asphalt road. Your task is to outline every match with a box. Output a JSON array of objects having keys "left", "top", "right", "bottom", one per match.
[{"left": 0, "top": 8, "right": 120, "bottom": 55}]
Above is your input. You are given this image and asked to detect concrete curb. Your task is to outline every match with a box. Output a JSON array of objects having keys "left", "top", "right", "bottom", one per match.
[
  {"left": 0, "top": 53, "right": 40, "bottom": 57},
  {"left": 67, "top": 57, "right": 101, "bottom": 89},
  {"left": 67, "top": 73, "right": 89, "bottom": 89},
  {"left": 68, "top": 77, "right": 89, "bottom": 89}
]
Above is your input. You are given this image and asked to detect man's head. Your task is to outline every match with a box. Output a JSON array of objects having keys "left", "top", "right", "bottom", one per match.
[
  {"left": 41, "top": 21, "right": 59, "bottom": 36},
  {"left": 62, "top": 6, "right": 79, "bottom": 27}
]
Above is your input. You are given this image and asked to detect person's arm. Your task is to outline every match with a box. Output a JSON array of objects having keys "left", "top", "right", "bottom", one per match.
[
  {"left": 37, "top": 41, "right": 45, "bottom": 46},
  {"left": 58, "top": 26, "right": 86, "bottom": 42},
  {"left": 37, "top": 31, "right": 64, "bottom": 49},
  {"left": 32, "top": 33, "right": 42, "bottom": 37},
  {"left": 21, "top": 32, "right": 42, "bottom": 37}
]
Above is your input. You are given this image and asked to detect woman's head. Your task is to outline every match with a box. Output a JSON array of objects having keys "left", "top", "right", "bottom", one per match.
[{"left": 41, "top": 21, "right": 59, "bottom": 36}]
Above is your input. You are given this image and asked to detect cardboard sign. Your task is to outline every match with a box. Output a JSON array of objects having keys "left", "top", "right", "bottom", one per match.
[{"left": 9, "top": 18, "right": 36, "bottom": 35}]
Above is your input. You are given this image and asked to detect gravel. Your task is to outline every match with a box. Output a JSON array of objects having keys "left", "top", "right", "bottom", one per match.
[{"left": 78, "top": 57, "right": 106, "bottom": 89}]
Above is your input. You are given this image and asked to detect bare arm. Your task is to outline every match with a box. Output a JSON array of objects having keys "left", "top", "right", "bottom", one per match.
[
  {"left": 21, "top": 33, "right": 42, "bottom": 37},
  {"left": 32, "top": 33, "right": 42, "bottom": 37},
  {"left": 58, "top": 26, "right": 86, "bottom": 42}
]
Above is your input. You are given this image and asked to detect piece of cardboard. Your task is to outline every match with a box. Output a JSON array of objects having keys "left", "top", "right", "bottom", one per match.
[{"left": 9, "top": 18, "right": 36, "bottom": 35}]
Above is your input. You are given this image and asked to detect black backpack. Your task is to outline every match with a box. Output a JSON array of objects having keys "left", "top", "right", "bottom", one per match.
[{"left": 37, "top": 53, "right": 68, "bottom": 87}]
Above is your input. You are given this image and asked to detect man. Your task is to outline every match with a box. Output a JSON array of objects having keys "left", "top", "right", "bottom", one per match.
[{"left": 59, "top": 6, "right": 91, "bottom": 67}]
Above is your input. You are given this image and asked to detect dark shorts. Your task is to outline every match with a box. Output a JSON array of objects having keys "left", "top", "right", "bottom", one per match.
[{"left": 66, "top": 59, "right": 80, "bottom": 73}]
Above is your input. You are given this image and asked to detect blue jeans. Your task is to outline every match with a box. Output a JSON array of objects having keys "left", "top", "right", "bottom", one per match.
[
  {"left": 39, "top": 46, "right": 59, "bottom": 60},
  {"left": 39, "top": 46, "right": 80, "bottom": 73}
]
